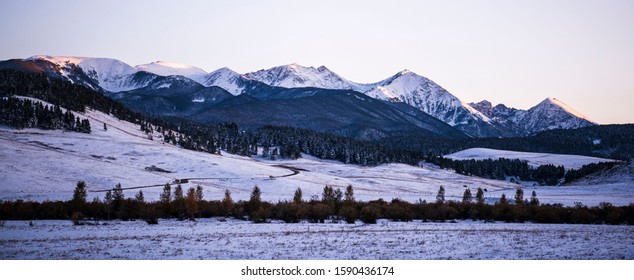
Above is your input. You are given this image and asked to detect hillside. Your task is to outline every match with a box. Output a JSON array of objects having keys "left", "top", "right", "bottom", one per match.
[
  {"left": 0, "top": 102, "right": 508, "bottom": 202},
  {"left": 0, "top": 97, "right": 632, "bottom": 206}
]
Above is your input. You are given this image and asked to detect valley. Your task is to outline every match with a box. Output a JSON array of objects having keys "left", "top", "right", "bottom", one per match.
[{"left": 1, "top": 104, "right": 631, "bottom": 206}]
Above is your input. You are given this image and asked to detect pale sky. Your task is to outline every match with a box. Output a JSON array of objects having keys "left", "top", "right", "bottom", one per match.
[{"left": 1, "top": 0, "right": 633, "bottom": 124}]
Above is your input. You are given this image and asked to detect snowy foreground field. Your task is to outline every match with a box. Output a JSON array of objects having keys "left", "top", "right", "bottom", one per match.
[{"left": 1, "top": 219, "right": 632, "bottom": 260}]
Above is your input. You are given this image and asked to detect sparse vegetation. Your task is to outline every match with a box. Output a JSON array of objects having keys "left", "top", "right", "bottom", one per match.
[{"left": 0, "top": 182, "right": 632, "bottom": 225}]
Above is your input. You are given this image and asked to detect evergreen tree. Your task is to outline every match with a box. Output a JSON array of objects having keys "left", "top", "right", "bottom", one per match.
[
  {"left": 135, "top": 190, "right": 145, "bottom": 203},
  {"left": 476, "top": 187, "right": 485, "bottom": 204},
  {"left": 249, "top": 185, "right": 262, "bottom": 213},
  {"left": 293, "top": 187, "right": 303, "bottom": 204},
  {"left": 529, "top": 190, "right": 540, "bottom": 206},
  {"left": 174, "top": 184, "right": 184, "bottom": 200},
  {"left": 71, "top": 181, "right": 87, "bottom": 214},
  {"left": 113, "top": 183, "right": 124, "bottom": 201},
  {"left": 322, "top": 185, "right": 335, "bottom": 202},
  {"left": 499, "top": 194, "right": 508, "bottom": 204},
  {"left": 173, "top": 184, "right": 185, "bottom": 219},
  {"left": 195, "top": 185, "right": 204, "bottom": 202},
  {"left": 160, "top": 183, "right": 172, "bottom": 216},
  {"left": 515, "top": 188, "right": 524, "bottom": 205},
  {"left": 81, "top": 119, "right": 91, "bottom": 133},
  {"left": 344, "top": 185, "right": 355, "bottom": 204},
  {"left": 334, "top": 188, "right": 343, "bottom": 203},
  {"left": 222, "top": 189, "right": 233, "bottom": 217},
  {"left": 72, "top": 181, "right": 87, "bottom": 205},
  {"left": 462, "top": 188, "right": 472, "bottom": 204},
  {"left": 104, "top": 190, "right": 113, "bottom": 220},
  {"left": 112, "top": 183, "right": 125, "bottom": 218},
  {"left": 436, "top": 186, "right": 445, "bottom": 204}
]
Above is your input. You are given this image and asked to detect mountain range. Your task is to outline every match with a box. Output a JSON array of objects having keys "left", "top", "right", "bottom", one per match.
[{"left": 0, "top": 55, "right": 596, "bottom": 139}]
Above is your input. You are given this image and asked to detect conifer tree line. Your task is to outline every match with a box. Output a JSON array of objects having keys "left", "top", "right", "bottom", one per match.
[
  {"left": 149, "top": 119, "right": 425, "bottom": 166},
  {"left": 0, "top": 181, "right": 632, "bottom": 226},
  {"left": 384, "top": 124, "right": 634, "bottom": 161},
  {"left": 0, "top": 70, "right": 142, "bottom": 123},
  {"left": 427, "top": 156, "right": 620, "bottom": 186},
  {"left": 0, "top": 96, "right": 90, "bottom": 132}
]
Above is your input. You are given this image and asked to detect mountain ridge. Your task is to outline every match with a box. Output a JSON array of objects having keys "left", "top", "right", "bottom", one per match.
[
  {"left": 0, "top": 55, "right": 596, "bottom": 138},
  {"left": 470, "top": 98, "right": 597, "bottom": 135}
]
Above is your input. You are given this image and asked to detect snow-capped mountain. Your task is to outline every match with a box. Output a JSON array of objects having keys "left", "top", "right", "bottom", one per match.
[
  {"left": 242, "top": 64, "right": 486, "bottom": 126},
  {"left": 135, "top": 61, "right": 207, "bottom": 82},
  {"left": 28, "top": 55, "right": 148, "bottom": 92},
  {"left": 364, "top": 70, "right": 491, "bottom": 127},
  {"left": 243, "top": 64, "right": 505, "bottom": 137},
  {"left": 520, "top": 98, "right": 595, "bottom": 133},
  {"left": 199, "top": 67, "right": 248, "bottom": 96},
  {"left": 244, "top": 63, "right": 369, "bottom": 91},
  {"left": 470, "top": 98, "right": 595, "bottom": 135},
  {"left": 1, "top": 56, "right": 596, "bottom": 138}
]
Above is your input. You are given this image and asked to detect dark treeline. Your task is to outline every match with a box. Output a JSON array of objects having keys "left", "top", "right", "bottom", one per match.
[
  {"left": 0, "top": 97, "right": 90, "bottom": 132},
  {"left": 0, "top": 70, "right": 142, "bottom": 123},
  {"left": 383, "top": 124, "right": 634, "bottom": 160},
  {"left": 254, "top": 126, "right": 424, "bottom": 166},
  {"left": 149, "top": 117, "right": 425, "bottom": 166},
  {"left": 564, "top": 161, "right": 621, "bottom": 184},
  {"left": 427, "top": 157, "right": 622, "bottom": 186},
  {"left": 428, "top": 157, "right": 566, "bottom": 186},
  {"left": 0, "top": 182, "right": 632, "bottom": 226}
]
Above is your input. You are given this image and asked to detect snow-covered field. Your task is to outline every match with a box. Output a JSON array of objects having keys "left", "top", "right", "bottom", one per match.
[
  {"left": 446, "top": 147, "right": 615, "bottom": 170},
  {"left": 1, "top": 104, "right": 632, "bottom": 206},
  {"left": 1, "top": 100, "right": 633, "bottom": 261},
  {"left": 1, "top": 219, "right": 631, "bottom": 260}
]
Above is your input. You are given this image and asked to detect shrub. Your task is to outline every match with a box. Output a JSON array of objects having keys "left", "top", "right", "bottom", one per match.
[
  {"left": 307, "top": 203, "right": 330, "bottom": 223},
  {"left": 71, "top": 211, "right": 84, "bottom": 225},
  {"left": 360, "top": 205, "right": 381, "bottom": 224},
  {"left": 339, "top": 205, "right": 357, "bottom": 224}
]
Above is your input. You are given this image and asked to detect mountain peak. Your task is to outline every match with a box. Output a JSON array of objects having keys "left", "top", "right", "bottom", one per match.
[
  {"left": 214, "top": 66, "right": 239, "bottom": 74},
  {"left": 200, "top": 66, "right": 247, "bottom": 95},
  {"left": 28, "top": 55, "right": 140, "bottom": 92},
  {"left": 244, "top": 63, "right": 356, "bottom": 90},
  {"left": 474, "top": 100, "right": 492, "bottom": 107},
  {"left": 469, "top": 100, "right": 494, "bottom": 116},
  {"left": 538, "top": 97, "right": 592, "bottom": 122},
  {"left": 399, "top": 69, "right": 413, "bottom": 75},
  {"left": 135, "top": 61, "right": 207, "bottom": 79}
]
